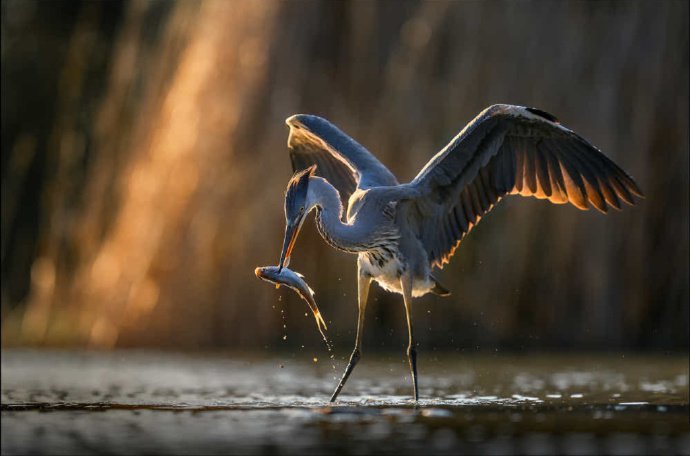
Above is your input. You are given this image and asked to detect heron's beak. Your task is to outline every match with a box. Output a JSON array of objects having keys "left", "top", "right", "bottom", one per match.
[{"left": 278, "top": 218, "right": 302, "bottom": 271}]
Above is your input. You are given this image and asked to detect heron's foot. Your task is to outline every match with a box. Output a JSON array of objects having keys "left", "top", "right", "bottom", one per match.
[
  {"left": 329, "top": 348, "right": 361, "bottom": 402},
  {"left": 407, "top": 346, "right": 419, "bottom": 402}
]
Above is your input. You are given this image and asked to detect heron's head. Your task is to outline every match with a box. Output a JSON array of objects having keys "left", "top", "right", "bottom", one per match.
[{"left": 279, "top": 165, "right": 317, "bottom": 270}]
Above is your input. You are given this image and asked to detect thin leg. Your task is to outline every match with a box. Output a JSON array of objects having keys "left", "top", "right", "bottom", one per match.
[
  {"left": 400, "top": 273, "right": 419, "bottom": 401},
  {"left": 330, "top": 266, "right": 371, "bottom": 402}
]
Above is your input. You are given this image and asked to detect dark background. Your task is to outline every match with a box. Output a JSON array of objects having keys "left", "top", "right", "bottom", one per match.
[{"left": 1, "top": 0, "right": 688, "bottom": 352}]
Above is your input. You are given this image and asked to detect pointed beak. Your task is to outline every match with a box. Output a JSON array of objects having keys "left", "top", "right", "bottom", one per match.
[{"left": 278, "top": 219, "right": 301, "bottom": 272}]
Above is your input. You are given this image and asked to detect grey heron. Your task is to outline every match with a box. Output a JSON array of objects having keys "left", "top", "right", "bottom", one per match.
[{"left": 276, "top": 104, "right": 643, "bottom": 402}]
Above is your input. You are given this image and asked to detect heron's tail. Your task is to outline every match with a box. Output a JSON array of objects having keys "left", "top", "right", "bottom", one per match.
[{"left": 430, "top": 275, "right": 451, "bottom": 297}]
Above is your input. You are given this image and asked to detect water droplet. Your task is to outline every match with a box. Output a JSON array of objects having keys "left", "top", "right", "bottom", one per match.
[
  {"left": 313, "top": 357, "right": 318, "bottom": 363},
  {"left": 282, "top": 335, "right": 287, "bottom": 341}
]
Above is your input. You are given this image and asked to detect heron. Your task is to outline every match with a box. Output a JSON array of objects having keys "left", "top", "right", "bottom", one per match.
[{"left": 276, "top": 104, "right": 643, "bottom": 402}]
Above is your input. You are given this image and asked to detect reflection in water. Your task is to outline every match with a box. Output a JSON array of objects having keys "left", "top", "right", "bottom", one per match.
[{"left": 2, "top": 350, "right": 689, "bottom": 454}]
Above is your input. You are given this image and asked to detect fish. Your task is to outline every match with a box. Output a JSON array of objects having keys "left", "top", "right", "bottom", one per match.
[{"left": 255, "top": 266, "right": 328, "bottom": 339}]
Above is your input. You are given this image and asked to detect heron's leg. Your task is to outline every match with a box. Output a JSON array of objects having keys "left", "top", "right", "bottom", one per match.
[
  {"left": 329, "top": 267, "right": 371, "bottom": 402},
  {"left": 401, "top": 273, "right": 419, "bottom": 401}
]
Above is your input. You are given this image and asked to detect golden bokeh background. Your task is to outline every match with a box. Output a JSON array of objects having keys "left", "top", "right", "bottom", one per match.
[{"left": 1, "top": 0, "right": 688, "bottom": 351}]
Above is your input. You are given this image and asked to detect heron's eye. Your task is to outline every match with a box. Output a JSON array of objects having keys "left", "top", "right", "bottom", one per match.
[{"left": 299, "top": 207, "right": 305, "bottom": 214}]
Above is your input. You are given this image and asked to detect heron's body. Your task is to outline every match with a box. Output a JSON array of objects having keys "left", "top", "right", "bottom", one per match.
[
  {"left": 273, "top": 104, "right": 643, "bottom": 402},
  {"left": 309, "top": 175, "right": 443, "bottom": 297}
]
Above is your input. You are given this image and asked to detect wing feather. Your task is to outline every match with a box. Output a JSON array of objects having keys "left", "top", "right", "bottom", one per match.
[
  {"left": 513, "top": 138, "right": 526, "bottom": 193},
  {"left": 575, "top": 150, "right": 621, "bottom": 209},
  {"left": 522, "top": 139, "right": 538, "bottom": 194},
  {"left": 541, "top": 142, "right": 569, "bottom": 204},
  {"left": 551, "top": 146, "right": 590, "bottom": 210},
  {"left": 534, "top": 142, "right": 552, "bottom": 198},
  {"left": 563, "top": 141, "right": 608, "bottom": 213},
  {"left": 404, "top": 104, "right": 643, "bottom": 269},
  {"left": 475, "top": 171, "right": 491, "bottom": 209},
  {"left": 286, "top": 114, "right": 398, "bottom": 211}
]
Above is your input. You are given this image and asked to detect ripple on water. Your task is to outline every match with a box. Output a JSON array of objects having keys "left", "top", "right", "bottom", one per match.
[{"left": 2, "top": 351, "right": 688, "bottom": 422}]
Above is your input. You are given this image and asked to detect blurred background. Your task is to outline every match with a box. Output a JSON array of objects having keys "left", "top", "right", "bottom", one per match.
[{"left": 1, "top": 0, "right": 688, "bottom": 353}]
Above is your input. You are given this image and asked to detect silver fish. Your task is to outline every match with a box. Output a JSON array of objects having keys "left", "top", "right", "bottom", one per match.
[{"left": 255, "top": 266, "right": 328, "bottom": 338}]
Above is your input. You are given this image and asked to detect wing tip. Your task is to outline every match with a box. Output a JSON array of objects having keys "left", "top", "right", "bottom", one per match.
[
  {"left": 628, "top": 182, "right": 645, "bottom": 199},
  {"left": 286, "top": 114, "right": 310, "bottom": 128}
]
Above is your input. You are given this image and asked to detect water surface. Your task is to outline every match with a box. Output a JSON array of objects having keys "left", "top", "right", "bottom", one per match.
[{"left": 2, "top": 350, "right": 688, "bottom": 454}]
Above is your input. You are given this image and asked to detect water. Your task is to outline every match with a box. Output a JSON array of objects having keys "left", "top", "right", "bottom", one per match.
[{"left": 2, "top": 350, "right": 688, "bottom": 454}]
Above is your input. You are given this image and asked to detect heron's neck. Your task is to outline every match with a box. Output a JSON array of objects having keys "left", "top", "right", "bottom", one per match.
[{"left": 307, "top": 178, "right": 363, "bottom": 253}]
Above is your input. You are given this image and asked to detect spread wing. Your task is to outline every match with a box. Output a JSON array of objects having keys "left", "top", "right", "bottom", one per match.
[
  {"left": 404, "top": 104, "right": 644, "bottom": 269},
  {"left": 287, "top": 114, "right": 398, "bottom": 210}
]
